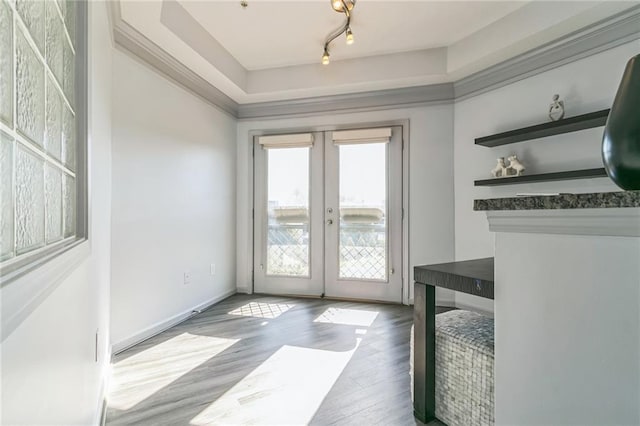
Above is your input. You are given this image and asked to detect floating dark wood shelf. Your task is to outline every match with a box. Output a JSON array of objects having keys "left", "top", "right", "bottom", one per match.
[
  {"left": 475, "top": 109, "right": 610, "bottom": 147},
  {"left": 474, "top": 168, "right": 608, "bottom": 186}
]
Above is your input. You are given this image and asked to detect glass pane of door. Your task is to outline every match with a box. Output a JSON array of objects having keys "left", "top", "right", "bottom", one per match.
[
  {"left": 266, "top": 147, "right": 310, "bottom": 277},
  {"left": 338, "top": 143, "right": 387, "bottom": 281}
]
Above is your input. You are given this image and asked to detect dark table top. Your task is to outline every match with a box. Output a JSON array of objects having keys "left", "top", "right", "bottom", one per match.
[{"left": 414, "top": 258, "right": 494, "bottom": 300}]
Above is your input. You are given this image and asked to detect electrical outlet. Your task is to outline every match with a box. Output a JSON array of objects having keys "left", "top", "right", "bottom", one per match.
[
  {"left": 184, "top": 270, "right": 192, "bottom": 285},
  {"left": 210, "top": 263, "right": 216, "bottom": 276}
]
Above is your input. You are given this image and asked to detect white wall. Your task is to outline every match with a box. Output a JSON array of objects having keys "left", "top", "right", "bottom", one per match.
[
  {"left": 236, "top": 104, "right": 456, "bottom": 305},
  {"left": 1, "top": 3, "right": 113, "bottom": 424},
  {"left": 494, "top": 229, "right": 640, "bottom": 425},
  {"left": 453, "top": 41, "right": 638, "bottom": 313},
  {"left": 110, "top": 49, "right": 237, "bottom": 351}
]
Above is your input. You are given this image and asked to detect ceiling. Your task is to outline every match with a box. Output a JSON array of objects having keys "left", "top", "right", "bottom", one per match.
[
  {"left": 114, "top": 0, "right": 639, "bottom": 104},
  {"left": 178, "top": 1, "right": 528, "bottom": 70}
]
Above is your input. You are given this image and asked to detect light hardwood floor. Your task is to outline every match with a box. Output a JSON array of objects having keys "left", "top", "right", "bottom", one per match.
[{"left": 106, "top": 294, "right": 443, "bottom": 426}]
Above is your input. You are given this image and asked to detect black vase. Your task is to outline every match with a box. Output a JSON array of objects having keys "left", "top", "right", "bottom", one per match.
[{"left": 602, "top": 54, "right": 640, "bottom": 190}]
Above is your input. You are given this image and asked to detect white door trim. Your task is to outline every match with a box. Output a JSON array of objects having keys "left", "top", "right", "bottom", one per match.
[{"left": 245, "top": 119, "right": 410, "bottom": 305}]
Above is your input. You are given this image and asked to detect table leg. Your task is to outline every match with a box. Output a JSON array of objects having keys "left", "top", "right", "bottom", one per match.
[{"left": 413, "top": 282, "right": 436, "bottom": 423}]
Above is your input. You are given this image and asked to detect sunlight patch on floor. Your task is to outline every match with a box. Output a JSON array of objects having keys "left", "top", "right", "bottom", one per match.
[
  {"left": 190, "top": 339, "right": 362, "bottom": 425},
  {"left": 228, "top": 302, "right": 295, "bottom": 319},
  {"left": 109, "top": 333, "right": 238, "bottom": 410},
  {"left": 313, "top": 307, "right": 379, "bottom": 327}
]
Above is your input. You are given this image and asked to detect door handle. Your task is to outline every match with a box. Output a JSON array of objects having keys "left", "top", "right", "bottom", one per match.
[{"left": 326, "top": 219, "right": 333, "bottom": 225}]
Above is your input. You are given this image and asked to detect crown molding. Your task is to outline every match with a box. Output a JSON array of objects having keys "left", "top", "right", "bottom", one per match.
[
  {"left": 108, "top": 2, "right": 239, "bottom": 117},
  {"left": 454, "top": 5, "right": 640, "bottom": 100},
  {"left": 159, "top": 0, "right": 248, "bottom": 91},
  {"left": 237, "top": 84, "right": 455, "bottom": 120},
  {"left": 108, "top": 3, "right": 640, "bottom": 120}
]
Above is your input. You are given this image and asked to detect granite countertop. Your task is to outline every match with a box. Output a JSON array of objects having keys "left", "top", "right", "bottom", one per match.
[{"left": 474, "top": 191, "right": 640, "bottom": 211}]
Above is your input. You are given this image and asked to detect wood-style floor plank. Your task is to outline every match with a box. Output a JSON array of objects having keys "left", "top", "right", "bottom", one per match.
[{"left": 106, "top": 294, "right": 447, "bottom": 426}]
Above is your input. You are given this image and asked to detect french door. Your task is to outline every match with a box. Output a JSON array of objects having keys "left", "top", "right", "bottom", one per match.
[{"left": 253, "top": 126, "right": 403, "bottom": 303}]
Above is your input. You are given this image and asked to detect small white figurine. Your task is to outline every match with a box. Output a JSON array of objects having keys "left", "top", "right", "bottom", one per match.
[
  {"left": 507, "top": 155, "right": 525, "bottom": 176},
  {"left": 491, "top": 157, "right": 507, "bottom": 177},
  {"left": 549, "top": 94, "right": 565, "bottom": 121}
]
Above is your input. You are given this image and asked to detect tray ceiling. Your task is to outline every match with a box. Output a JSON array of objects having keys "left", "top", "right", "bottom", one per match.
[{"left": 114, "top": 0, "right": 639, "bottom": 104}]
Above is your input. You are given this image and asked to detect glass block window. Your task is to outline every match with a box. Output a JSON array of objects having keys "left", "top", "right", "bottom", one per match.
[{"left": 0, "top": 0, "right": 85, "bottom": 278}]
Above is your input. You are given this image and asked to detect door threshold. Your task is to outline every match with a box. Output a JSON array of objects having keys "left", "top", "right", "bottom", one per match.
[{"left": 252, "top": 292, "right": 403, "bottom": 306}]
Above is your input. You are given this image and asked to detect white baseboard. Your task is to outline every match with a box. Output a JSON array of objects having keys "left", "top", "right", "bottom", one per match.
[
  {"left": 437, "top": 300, "right": 456, "bottom": 308},
  {"left": 98, "top": 395, "right": 107, "bottom": 426},
  {"left": 95, "top": 355, "right": 111, "bottom": 426},
  {"left": 236, "top": 286, "right": 252, "bottom": 294},
  {"left": 408, "top": 298, "right": 492, "bottom": 317},
  {"left": 111, "top": 289, "right": 237, "bottom": 354},
  {"left": 454, "top": 301, "right": 494, "bottom": 318},
  {"left": 401, "top": 298, "right": 455, "bottom": 307}
]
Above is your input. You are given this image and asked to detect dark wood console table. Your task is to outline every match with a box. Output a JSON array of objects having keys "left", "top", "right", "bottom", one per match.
[{"left": 413, "top": 258, "right": 494, "bottom": 423}]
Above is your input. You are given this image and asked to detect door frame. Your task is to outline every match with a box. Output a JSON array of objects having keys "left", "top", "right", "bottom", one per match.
[{"left": 245, "top": 119, "right": 411, "bottom": 304}]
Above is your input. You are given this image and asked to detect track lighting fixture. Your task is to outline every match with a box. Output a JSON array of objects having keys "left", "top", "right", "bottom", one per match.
[{"left": 322, "top": 0, "right": 356, "bottom": 65}]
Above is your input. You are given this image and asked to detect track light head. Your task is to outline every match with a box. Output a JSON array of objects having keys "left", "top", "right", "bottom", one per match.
[
  {"left": 345, "top": 27, "right": 354, "bottom": 45},
  {"left": 322, "top": 49, "right": 330, "bottom": 65}
]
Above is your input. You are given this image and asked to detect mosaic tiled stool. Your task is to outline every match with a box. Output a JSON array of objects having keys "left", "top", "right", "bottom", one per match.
[{"left": 411, "top": 310, "right": 495, "bottom": 426}]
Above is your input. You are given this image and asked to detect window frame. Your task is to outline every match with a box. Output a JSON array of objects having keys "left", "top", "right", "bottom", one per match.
[{"left": 0, "top": 0, "right": 88, "bottom": 285}]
